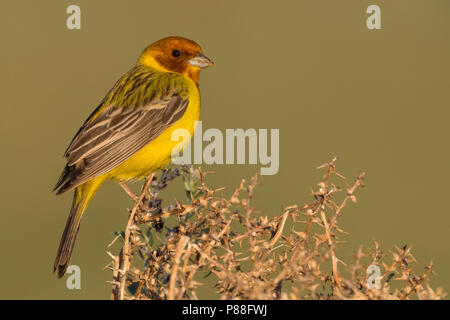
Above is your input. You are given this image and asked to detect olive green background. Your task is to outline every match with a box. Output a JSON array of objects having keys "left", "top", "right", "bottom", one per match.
[{"left": 1, "top": 0, "right": 449, "bottom": 299}]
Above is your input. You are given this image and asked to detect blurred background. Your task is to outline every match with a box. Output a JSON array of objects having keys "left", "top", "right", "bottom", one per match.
[{"left": 1, "top": 0, "right": 449, "bottom": 299}]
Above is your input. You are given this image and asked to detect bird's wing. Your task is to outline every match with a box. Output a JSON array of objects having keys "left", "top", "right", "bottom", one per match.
[{"left": 54, "top": 71, "right": 190, "bottom": 194}]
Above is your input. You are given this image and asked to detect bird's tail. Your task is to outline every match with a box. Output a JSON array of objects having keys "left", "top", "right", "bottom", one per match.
[{"left": 53, "top": 178, "right": 103, "bottom": 278}]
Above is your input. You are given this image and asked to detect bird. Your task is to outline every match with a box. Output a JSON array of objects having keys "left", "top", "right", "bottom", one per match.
[{"left": 53, "top": 36, "right": 214, "bottom": 278}]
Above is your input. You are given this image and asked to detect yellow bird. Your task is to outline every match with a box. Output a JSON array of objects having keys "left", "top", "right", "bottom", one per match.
[{"left": 53, "top": 36, "right": 214, "bottom": 277}]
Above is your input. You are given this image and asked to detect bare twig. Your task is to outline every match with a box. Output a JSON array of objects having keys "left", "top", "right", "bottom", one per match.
[
  {"left": 106, "top": 161, "right": 445, "bottom": 300},
  {"left": 112, "top": 173, "right": 154, "bottom": 300},
  {"left": 168, "top": 236, "right": 189, "bottom": 300}
]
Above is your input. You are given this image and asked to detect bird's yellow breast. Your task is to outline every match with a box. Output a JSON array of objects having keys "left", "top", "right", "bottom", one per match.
[{"left": 107, "top": 77, "right": 200, "bottom": 182}]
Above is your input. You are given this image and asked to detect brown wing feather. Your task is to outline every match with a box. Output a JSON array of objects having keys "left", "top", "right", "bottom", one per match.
[{"left": 54, "top": 94, "right": 188, "bottom": 194}]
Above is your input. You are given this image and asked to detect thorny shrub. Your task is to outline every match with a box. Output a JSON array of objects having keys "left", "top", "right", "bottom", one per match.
[{"left": 105, "top": 158, "right": 446, "bottom": 300}]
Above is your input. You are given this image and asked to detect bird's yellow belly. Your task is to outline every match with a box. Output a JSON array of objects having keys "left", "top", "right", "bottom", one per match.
[{"left": 107, "top": 88, "right": 200, "bottom": 182}]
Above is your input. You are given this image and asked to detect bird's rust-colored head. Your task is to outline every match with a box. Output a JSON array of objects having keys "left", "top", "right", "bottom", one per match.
[{"left": 138, "top": 36, "right": 214, "bottom": 84}]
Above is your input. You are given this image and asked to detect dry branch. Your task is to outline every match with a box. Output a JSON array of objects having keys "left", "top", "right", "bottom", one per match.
[{"left": 105, "top": 161, "right": 446, "bottom": 300}]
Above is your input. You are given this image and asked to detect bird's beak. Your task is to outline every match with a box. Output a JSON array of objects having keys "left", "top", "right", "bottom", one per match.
[{"left": 188, "top": 53, "right": 214, "bottom": 68}]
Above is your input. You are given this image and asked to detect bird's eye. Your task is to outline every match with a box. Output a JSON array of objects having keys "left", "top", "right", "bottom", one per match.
[{"left": 171, "top": 49, "right": 181, "bottom": 58}]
